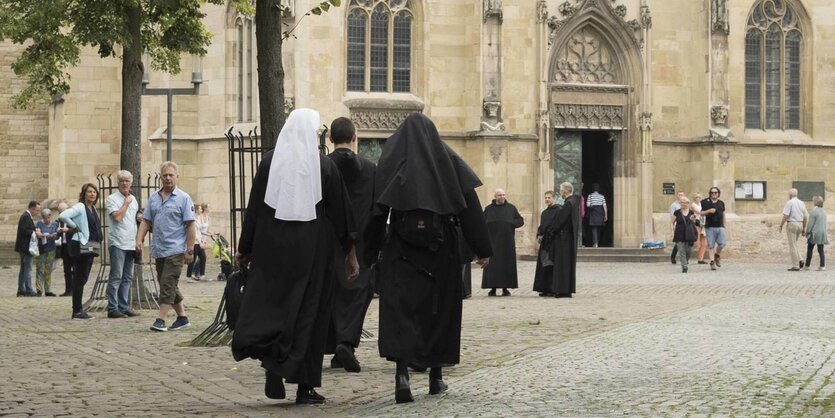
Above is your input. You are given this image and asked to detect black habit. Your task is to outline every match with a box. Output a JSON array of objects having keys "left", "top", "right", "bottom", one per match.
[
  {"left": 325, "top": 148, "right": 376, "bottom": 351},
  {"left": 532, "top": 204, "right": 560, "bottom": 294},
  {"left": 364, "top": 113, "right": 492, "bottom": 368},
  {"left": 231, "top": 151, "right": 356, "bottom": 388},
  {"left": 481, "top": 201, "right": 524, "bottom": 289},
  {"left": 550, "top": 195, "right": 580, "bottom": 294}
]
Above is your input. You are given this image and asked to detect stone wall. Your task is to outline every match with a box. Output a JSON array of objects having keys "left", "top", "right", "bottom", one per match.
[{"left": 0, "top": 42, "right": 49, "bottom": 249}]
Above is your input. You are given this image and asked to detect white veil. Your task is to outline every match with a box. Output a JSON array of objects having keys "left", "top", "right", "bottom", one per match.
[{"left": 264, "top": 108, "right": 322, "bottom": 221}]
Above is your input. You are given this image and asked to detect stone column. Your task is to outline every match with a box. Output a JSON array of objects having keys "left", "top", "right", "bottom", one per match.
[
  {"left": 534, "top": 0, "right": 550, "bottom": 231},
  {"left": 709, "top": 0, "right": 732, "bottom": 141},
  {"left": 637, "top": 1, "right": 654, "bottom": 244},
  {"left": 480, "top": 0, "right": 505, "bottom": 134}
]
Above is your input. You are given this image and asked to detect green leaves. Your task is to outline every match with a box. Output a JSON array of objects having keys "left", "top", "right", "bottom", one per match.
[
  {"left": 310, "top": 0, "right": 341, "bottom": 16},
  {"left": 0, "top": 0, "right": 223, "bottom": 108}
]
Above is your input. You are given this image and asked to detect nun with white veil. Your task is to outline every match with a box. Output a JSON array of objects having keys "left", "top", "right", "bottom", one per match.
[{"left": 232, "top": 109, "right": 358, "bottom": 404}]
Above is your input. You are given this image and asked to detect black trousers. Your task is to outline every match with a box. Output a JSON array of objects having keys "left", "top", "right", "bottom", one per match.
[
  {"left": 187, "top": 244, "right": 207, "bottom": 277},
  {"left": 805, "top": 243, "right": 826, "bottom": 267},
  {"left": 60, "top": 251, "right": 74, "bottom": 294},
  {"left": 71, "top": 255, "right": 95, "bottom": 313}
]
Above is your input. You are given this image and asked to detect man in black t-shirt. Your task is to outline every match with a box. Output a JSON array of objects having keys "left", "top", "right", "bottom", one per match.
[{"left": 699, "top": 186, "right": 726, "bottom": 271}]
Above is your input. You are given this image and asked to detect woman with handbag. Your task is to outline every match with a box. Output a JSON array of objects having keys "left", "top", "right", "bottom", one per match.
[
  {"left": 672, "top": 197, "right": 699, "bottom": 273},
  {"left": 58, "top": 183, "right": 102, "bottom": 320}
]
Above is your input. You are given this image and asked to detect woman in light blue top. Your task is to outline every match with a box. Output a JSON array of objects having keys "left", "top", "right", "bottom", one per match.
[
  {"left": 58, "top": 183, "right": 102, "bottom": 319},
  {"left": 805, "top": 195, "right": 829, "bottom": 271}
]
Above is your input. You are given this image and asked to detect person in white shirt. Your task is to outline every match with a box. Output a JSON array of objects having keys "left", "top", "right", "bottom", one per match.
[
  {"left": 779, "top": 188, "right": 809, "bottom": 271},
  {"left": 105, "top": 170, "right": 140, "bottom": 318}
]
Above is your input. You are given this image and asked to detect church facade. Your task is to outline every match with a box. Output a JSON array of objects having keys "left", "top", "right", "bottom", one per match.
[{"left": 1, "top": 0, "right": 833, "bottom": 258}]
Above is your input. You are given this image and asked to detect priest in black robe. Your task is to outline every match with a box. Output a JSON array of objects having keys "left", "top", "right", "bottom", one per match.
[
  {"left": 481, "top": 188, "right": 524, "bottom": 296},
  {"left": 532, "top": 190, "right": 560, "bottom": 296},
  {"left": 539, "top": 182, "right": 580, "bottom": 298},
  {"left": 231, "top": 109, "right": 358, "bottom": 405},
  {"left": 324, "top": 117, "right": 376, "bottom": 373},
  {"left": 364, "top": 113, "right": 492, "bottom": 404}
]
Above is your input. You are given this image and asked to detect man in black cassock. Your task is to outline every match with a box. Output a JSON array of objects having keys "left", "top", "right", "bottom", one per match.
[
  {"left": 532, "top": 190, "right": 560, "bottom": 296},
  {"left": 481, "top": 188, "right": 524, "bottom": 296},
  {"left": 542, "top": 182, "right": 580, "bottom": 298},
  {"left": 231, "top": 109, "right": 358, "bottom": 405},
  {"left": 324, "top": 117, "right": 375, "bottom": 373},
  {"left": 364, "top": 113, "right": 493, "bottom": 404}
]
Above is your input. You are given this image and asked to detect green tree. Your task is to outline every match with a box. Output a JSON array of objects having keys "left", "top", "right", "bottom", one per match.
[{"left": 0, "top": 0, "right": 251, "bottom": 178}]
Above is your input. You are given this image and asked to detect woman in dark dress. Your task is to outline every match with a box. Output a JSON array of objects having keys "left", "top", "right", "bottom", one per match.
[
  {"left": 364, "top": 113, "right": 492, "bottom": 403},
  {"left": 672, "top": 197, "right": 698, "bottom": 273},
  {"left": 231, "top": 109, "right": 358, "bottom": 404}
]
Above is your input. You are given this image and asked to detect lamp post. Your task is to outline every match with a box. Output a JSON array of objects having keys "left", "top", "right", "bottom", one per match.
[{"left": 142, "top": 55, "right": 203, "bottom": 161}]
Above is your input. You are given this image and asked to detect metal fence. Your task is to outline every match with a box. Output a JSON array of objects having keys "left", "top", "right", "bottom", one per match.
[{"left": 83, "top": 174, "right": 162, "bottom": 312}]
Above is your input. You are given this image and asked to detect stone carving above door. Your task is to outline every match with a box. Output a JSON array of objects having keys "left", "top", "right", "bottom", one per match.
[
  {"left": 551, "top": 103, "right": 624, "bottom": 130},
  {"left": 546, "top": 0, "right": 645, "bottom": 48},
  {"left": 553, "top": 27, "right": 619, "bottom": 84}
]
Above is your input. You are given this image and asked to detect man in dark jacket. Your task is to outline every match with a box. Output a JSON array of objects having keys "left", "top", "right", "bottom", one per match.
[
  {"left": 15, "top": 200, "right": 40, "bottom": 296},
  {"left": 325, "top": 117, "right": 376, "bottom": 373}
]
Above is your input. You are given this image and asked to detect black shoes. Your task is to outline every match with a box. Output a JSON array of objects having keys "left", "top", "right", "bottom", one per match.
[
  {"left": 107, "top": 311, "right": 126, "bottom": 319},
  {"left": 539, "top": 292, "right": 555, "bottom": 297},
  {"left": 330, "top": 355, "right": 343, "bottom": 369},
  {"left": 72, "top": 311, "right": 93, "bottom": 320},
  {"left": 555, "top": 293, "right": 572, "bottom": 298},
  {"left": 335, "top": 343, "right": 361, "bottom": 373},
  {"left": 123, "top": 310, "right": 141, "bottom": 317},
  {"left": 264, "top": 370, "right": 286, "bottom": 400},
  {"left": 682, "top": 266, "right": 688, "bottom": 273},
  {"left": 487, "top": 289, "right": 497, "bottom": 297},
  {"left": 296, "top": 387, "right": 325, "bottom": 404},
  {"left": 169, "top": 316, "right": 191, "bottom": 330},
  {"left": 394, "top": 374, "right": 414, "bottom": 404},
  {"left": 501, "top": 289, "right": 511, "bottom": 297},
  {"left": 45, "top": 292, "right": 57, "bottom": 297},
  {"left": 428, "top": 378, "right": 448, "bottom": 395},
  {"left": 59, "top": 292, "right": 72, "bottom": 297}
]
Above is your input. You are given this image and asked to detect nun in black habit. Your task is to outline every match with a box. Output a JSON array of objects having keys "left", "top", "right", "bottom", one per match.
[
  {"left": 364, "top": 113, "right": 493, "bottom": 404},
  {"left": 231, "top": 109, "right": 358, "bottom": 404}
]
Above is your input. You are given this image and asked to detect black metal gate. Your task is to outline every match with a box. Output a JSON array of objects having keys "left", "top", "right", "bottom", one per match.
[
  {"left": 190, "top": 128, "right": 269, "bottom": 347},
  {"left": 83, "top": 174, "right": 162, "bottom": 312}
]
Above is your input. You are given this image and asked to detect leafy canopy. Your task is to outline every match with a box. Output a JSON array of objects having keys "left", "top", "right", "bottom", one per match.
[{"left": 0, "top": 0, "right": 251, "bottom": 108}]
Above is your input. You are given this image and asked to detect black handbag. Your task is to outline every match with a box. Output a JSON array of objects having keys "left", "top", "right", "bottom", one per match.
[
  {"left": 224, "top": 265, "right": 247, "bottom": 331},
  {"left": 67, "top": 236, "right": 101, "bottom": 257}
]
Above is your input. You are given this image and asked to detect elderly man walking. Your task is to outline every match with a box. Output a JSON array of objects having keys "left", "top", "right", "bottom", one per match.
[
  {"left": 779, "top": 188, "right": 809, "bottom": 271},
  {"left": 106, "top": 170, "right": 140, "bottom": 318},
  {"left": 136, "top": 162, "right": 196, "bottom": 332}
]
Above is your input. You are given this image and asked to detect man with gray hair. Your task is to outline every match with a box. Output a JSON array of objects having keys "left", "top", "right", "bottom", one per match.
[
  {"left": 779, "top": 188, "right": 809, "bottom": 271},
  {"left": 534, "top": 182, "right": 580, "bottom": 298},
  {"left": 106, "top": 170, "right": 140, "bottom": 317}
]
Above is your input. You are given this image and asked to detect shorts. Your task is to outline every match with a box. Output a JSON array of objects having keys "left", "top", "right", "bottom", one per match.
[
  {"left": 155, "top": 255, "right": 184, "bottom": 305},
  {"left": 705, "top": 227, "right": 726, "bottom": 249}
]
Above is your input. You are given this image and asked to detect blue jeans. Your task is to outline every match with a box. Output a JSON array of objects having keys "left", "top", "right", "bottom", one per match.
[
  {"left": 106, "top": 246, "right": 135, "bottom": 313},
  {"left": 18, "top": 252, "right": 34, "bottom": 294}
]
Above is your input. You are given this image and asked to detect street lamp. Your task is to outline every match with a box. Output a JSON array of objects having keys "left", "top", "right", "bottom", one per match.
[{"left": 142, "top": 54, "right": 203, "bottom": 161}]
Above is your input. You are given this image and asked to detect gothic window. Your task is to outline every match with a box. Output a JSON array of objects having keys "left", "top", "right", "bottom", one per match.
[
  {"left": 347, "top": 0, "right": 414, "bottom": 93},
  {"left": 745, "top": 0, "right": 803, "bottom": 130},
  {"left": 553, "top": 27, "right": 619, "bottom": 84},
  {"left": 237, "top": 17, "right": 256, "bottom": 122}
]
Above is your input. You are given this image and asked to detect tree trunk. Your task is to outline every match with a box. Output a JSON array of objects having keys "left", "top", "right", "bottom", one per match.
[
  {"left": 121, "top": 3, "right": 143, "bottom": 179},
  {"left": 255, "top": 0, "right": 285, "bottom": 149},
  {"left": 122, "top": 4, "right": 155, "bottom": 307}
]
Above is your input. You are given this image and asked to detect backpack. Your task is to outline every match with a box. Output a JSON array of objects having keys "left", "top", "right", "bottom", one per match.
[{"left": 392, "top": 209, "right": 447, "bottom": 251}]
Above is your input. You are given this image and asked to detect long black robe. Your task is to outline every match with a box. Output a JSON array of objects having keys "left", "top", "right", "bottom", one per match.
[
  {"left": 532, "top": 204, "right": 560, "bottom": 294},
  {"left": 325, "top": 148, "right": 375, "bottom": 351},
  {"left": 546, "top": 195, "right": 580, "bottom": 294},
  {"left": 363, "top": 113, "right": 492, "bottom": 368},
  {"left": 459, "top": 227, "right": 474, "bottom": 299},
  {"left": 481, "top": 201, "right": 524, "bottom": 289},
  {"left": 231, "top": 151, "right": 356, "bottom": 388}
]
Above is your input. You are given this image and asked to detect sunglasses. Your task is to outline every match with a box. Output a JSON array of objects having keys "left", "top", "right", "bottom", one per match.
[{"left": 710, "top": 191, "right": 719, "bottom": 194}]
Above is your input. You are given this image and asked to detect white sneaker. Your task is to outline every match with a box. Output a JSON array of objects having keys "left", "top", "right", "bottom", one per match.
[
  {"left": 802, "top": 266, "right": 810, "bottom": 271},
  {"left": 818, "top": 267, "right": 827, "bottom": 271}
]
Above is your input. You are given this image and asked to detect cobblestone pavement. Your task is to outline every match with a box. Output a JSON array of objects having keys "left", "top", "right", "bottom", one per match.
[{"left": 1, "top": 258, "right": 834, "bottom": 417}]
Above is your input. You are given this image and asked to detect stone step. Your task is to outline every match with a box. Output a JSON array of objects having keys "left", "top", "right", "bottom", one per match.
[{"left": 520, "top": 247, "right": 671, "bottom": 263}]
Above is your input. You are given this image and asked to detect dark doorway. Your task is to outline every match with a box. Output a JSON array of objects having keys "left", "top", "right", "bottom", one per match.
[{"left": 581, "top": 131, "right": 614, "bottom": 247}]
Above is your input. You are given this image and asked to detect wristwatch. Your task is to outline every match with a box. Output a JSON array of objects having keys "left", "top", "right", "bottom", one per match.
[{"left": 186, "top": 249, "right": 194, "bottom": 255}]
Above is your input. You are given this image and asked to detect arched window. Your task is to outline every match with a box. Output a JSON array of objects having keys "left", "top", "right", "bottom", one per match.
[
  {"left": 745, "top": 0, "right": 803, "bottom": 130},
  {"left": 347, "top": 0, "right": 414, "bottom": 93}
]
